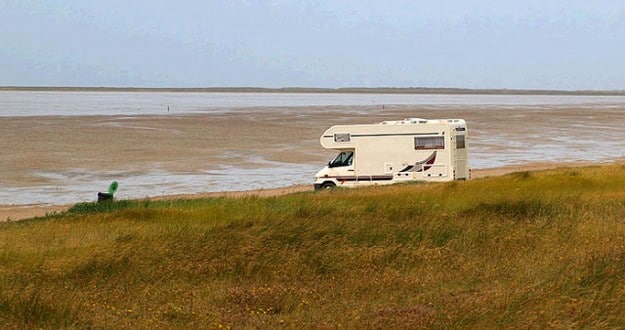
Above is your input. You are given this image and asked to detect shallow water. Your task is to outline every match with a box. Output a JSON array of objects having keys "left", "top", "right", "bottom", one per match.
[
  {"left": 3, "top": 91, "right": 625, "bottom": 117},
  {"left": 1, "top": 91, "right": 624, "bottom": 205},
  {"left": 0, "top": 163, "right": 320, "bottom": 206}
]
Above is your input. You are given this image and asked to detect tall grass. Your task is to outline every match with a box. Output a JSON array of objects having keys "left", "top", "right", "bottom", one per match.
[{"left": 1, "top": 164, "right": 625, "bottom": 328}]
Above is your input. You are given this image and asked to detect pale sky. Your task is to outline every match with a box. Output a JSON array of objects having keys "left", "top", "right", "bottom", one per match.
[{"left": 1, "top": 0, "right": 625, "bottom": 90}]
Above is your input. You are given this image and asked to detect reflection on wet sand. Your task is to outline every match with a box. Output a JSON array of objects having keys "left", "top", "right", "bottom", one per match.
[{"left": 1, "top": 103, "right": 625, "bottom": 206}]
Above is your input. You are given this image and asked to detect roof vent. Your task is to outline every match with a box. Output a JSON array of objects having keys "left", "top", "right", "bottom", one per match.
[{"left": 405, "top": 118, "right": 428, "bottom": 124}]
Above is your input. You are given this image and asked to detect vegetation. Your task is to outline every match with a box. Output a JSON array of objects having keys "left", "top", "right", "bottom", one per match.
[{"left": 1, "top": 164, "right": 625, "bottom": 328}]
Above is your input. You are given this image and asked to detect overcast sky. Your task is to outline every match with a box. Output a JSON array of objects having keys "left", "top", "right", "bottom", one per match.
[{"left": 1, "top": 0, "right": 625, "bottom": 90}]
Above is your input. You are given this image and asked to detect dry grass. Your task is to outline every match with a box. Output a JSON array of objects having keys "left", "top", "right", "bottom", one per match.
[{"left": 1, "top": 164, "right": 625, "bottom": 328}]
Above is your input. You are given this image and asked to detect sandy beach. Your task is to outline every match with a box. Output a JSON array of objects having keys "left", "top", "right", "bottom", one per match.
[
  {"left": 2, "top": 99, "right": 625, "bottom": 221},
  {"left": 3, "top": 104, "right": 623, "bottom": 182}
]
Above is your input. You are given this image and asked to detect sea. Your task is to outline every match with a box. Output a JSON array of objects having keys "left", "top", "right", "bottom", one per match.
[
  {"left": 2, "top": 91, "right": 625, "bottom": 206},
  {"left": 3, "top": 91, "right": 625, "bottom": 117}
]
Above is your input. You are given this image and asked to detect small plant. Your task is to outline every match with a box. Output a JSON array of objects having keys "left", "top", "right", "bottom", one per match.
[
  {"left": 509, "top": 171, "right": 532, "bottom": 179},
  {"left": 67, "top": 199, "right": 140, "bottom": 215}
]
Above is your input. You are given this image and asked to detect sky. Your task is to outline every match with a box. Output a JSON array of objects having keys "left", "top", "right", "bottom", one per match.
[{"left": 1, "top": 0, "right": 625, "bottom": 90}]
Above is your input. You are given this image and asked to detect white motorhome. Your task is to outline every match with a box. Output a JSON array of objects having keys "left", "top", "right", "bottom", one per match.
[{"left": 314, "top": 118, "right": 469, "bottom": 190}]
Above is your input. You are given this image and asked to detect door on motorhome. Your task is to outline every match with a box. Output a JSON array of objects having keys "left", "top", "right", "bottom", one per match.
[
  {"left": 328, "top": 150, "right": 356, "bottom": 185},
  {"left": 454, "top": 134, "right": 469, "bottom": 179}
]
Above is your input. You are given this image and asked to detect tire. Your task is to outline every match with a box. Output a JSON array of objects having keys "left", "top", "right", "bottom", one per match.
[{"left": 321, "top": 181, "right": 336, "bottom": 190}]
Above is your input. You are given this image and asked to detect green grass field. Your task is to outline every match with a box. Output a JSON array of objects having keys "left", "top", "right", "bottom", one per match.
[{"left": 1, "top": 164, "right": 625, "bottom": 328}]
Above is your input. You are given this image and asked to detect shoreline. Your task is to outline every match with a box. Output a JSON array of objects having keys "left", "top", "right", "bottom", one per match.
[
  {"left": 2, "top": 102, "right": 624, "bottom": 222},
  {"left": 0, "top": 161, "right": 610, "bottom": 222},
  {"left": 2, "top": 86, "right": 625, "bottom": 96}
]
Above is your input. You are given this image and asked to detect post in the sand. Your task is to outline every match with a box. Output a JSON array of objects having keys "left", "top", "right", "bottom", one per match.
[{"left": 97, "top": 181, "right": 118, "bottom": 202}]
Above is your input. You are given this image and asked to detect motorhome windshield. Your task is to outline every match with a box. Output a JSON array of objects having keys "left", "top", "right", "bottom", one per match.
[{"left": 329, "top": 151, "right": 353, "bottom": 168}]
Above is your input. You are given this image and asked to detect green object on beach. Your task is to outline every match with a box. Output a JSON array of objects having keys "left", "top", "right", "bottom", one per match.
[{"left": 108, "top": 181, "right": 119, "bottom": 195}]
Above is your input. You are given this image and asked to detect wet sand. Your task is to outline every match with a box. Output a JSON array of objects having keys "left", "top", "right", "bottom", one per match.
[
  {"left": 3, "top": 104, "right": 623, "bottom": 183},
  {"left": 2, "top": 104, "right": 625, "bottom": 221}
]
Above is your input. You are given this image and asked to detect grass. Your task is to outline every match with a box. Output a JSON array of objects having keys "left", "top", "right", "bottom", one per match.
[{"left": 1, "top": 164, "right": 625, "bottom": 328}]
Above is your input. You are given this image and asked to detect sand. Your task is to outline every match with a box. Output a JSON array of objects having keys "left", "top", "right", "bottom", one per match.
[
  {"left": 2, "top": 104, "right": 625, "bottom": 221},
  {"left": 4, "top": 104, "right": 623, "bottom": 183}
]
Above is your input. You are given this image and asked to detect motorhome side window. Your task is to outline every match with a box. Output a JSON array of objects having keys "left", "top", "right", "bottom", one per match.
[
  {"left": 456, "top": 135, "right": 466, "bottom": 149},
  {"left": 414, "top": 136, "right": 445, "bottom": 150},
  {"left": 329, "top": 151, "right": 353, "bottom": 167},
  {"left": 334, "top": 133, "right": 351, "bottom": 142}
]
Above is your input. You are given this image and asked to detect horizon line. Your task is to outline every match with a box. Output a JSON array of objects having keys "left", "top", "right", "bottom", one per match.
[{"left": 1, "top": 86, "right": 625, "bottom": 96}]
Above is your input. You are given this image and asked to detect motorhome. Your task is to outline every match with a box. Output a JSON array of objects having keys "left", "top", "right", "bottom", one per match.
[{"left": 314, "top": 118, "right": 469, "bottom": 190}]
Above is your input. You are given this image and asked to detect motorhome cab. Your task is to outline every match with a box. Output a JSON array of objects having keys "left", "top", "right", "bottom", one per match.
[{"left": 314, "top": 118, "right": 469, "bottom": 190}]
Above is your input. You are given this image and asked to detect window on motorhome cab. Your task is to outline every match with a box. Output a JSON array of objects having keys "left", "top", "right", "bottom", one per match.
[
  {"left": 414, "top": 136, "right": 445, "bottom": 150},
  {"left": 329, "top": 151, "right": 353, "bottom": 167},
  {"left": 456, "top": 135, "right": 466, "bottom": 149},
  {"left": 334, "top": 133, "right": 351, "bottom": 142}
]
